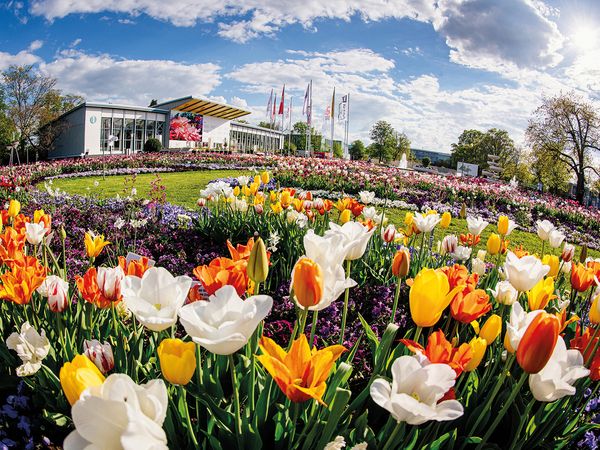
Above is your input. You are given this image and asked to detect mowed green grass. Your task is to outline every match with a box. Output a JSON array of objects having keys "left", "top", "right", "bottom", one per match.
[{"left": 43, "top": 170, "right": 599, "bottom": 258}]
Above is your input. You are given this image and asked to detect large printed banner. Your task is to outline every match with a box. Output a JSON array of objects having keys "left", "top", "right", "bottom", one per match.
[{"left": 169, "top": 112, "right": 203, "bottom": 142}]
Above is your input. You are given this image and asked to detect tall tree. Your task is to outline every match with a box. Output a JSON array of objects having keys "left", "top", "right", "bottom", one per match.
[
  {"left": 390, "top": 131, "right": 412, "bottom": 162},
  {"left": 528, "top": 144, "right": 571, "bottom": 195},
  {"left": 526, "top": 93, "right": 600, "bottom": 203},
  {"left": 291, "top": 121, "right": 321, "bottom": 152},
  {"left": 349, "top": 139, "right": 365, "bottom": 160},
  {"left": 369, "top": 120, "right": 396, "bottom": 163}
]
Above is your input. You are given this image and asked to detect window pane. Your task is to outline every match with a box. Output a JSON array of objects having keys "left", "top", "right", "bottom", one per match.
[
  {"left": 113, "top": 118, "right": 123, "bottom": 152},
  {"left": 124, "top": 119, "right": 134, "bottom": 152},
  {"left": 135, "top": 119, "right": 144, "bottom": 151},
  {"left": 101, "top": 117, "right": 111, "bottom": 152}
]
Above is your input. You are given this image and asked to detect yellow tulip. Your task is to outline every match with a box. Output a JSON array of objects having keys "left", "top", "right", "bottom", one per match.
[
  {"left": 339, "top": 209, "right": 351, "bottom": 224},
  {"left": 270, "top": 202, "right": 283, "bottom": 214},
  {"left": 498, "top": 215, "right": 509, "bottom": 235},
  {"left": 242, "top": 185, "right": 252, "bottom": 197},
  {"left": 486, "top": 233, "right": 501, "bottom": 255},
  {"left": 404, "top": 212, "right": 414, "bottom": 227},
  {"left": 270, "top": 191, "right": 278, "bottom": 203},
  {"left": 479, "top": 314, "right": 502, "bottom": 344},
  {"left": 233, "top": 186, "right": 241, "bottom": 197},
  {"left": 7, "top": 199, "right": 20, "bottom": 218},
  {"left": 250, "top": 182, "right": 259, "bottom": 196},
  {"left": 440, "top": 212, "right": 451, "bottom": 229},
  {"left": 527, "top": 277, "right": 556, "bottom": 310},
  {"left": 260, "top": 171, "right": 270, "bottom": 185},
  {"left": 504, "top": 331, "right": 515, "bottom": 354},
  {"left": 157, "top": 338, "right": 196, "bottom": 385},
  {"left": 590, "top": 295, "right": 600, "bottom": 324},
  {"left": 542, "top": 254, "right": 560, "bottom": 278},
  {"left": 409, "top": 268, "right": 463, "bottom": 327},
  {"left": 247, "top": 237, "right": 269, "bottom": 283},
  {"left": 280, "top": 191, "right": 292, "bottom": 208},
  {"left": 254, "top": 193, "right": 265, "bottom": 205},
  {"left": 60, "top": 355, "right": 106, "bottom": 405},
  {"left": 254, "top": 175, "right": 261, "bottom": 185},
  {"left": 465, "top": 337, "right": 487, "bottom": 371},
  {"left": 84, "top": 231, "right": 111, "bottom": 258}
]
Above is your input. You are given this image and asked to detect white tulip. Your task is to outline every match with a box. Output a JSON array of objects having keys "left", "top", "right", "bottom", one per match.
[
  {"left": 536, "top": 219, "right": 555, "bottom": 241},
  {"left": 5, "top": 322, "right": 50, "bottom": 376},
  {"left": 37, "top": 275, "right": 68, "bottom": 297},
  {"left": 548, "top": 229, "right": 565, "bottom": 249},
  {"left": 529, "top": 337, "right": 589, "bottom": 402},
  {"left": 370, "top": 355, "right": 464, "bottom": 425},
  {"left": 96, "top": 266, "right": 125, "bottom": 302},
  {"left": 506, "top": 302, "right": 544, "bottom": 352},
  {"left": 452, "top": 245, "right": 472, "bottom": 261},
  {"left": 178, "top": 285, "right": 272, "bottom": 355},
  {"left": 477, "top": 250, "right": 487, "bottom": 261},
  {"left": 490, "top": 280, "right": 519, "bottom": 305},
  {"left": 122, "top": 267, "right": 192, "bottom": 332},
  {"left": 301, "top": 230, "right": 357, "bottom": 311},
  {"left": 25, "top": 222, "right": 47, "bottom": 245},
  {"left": 466, "top": 216, "right": 489, "bottom": 236},
  {"left": 237, "top": 175, "right": 250, "bottom": 186},
  {"left": 472, "top": 258, "right": 486, "bottom": 276},
  {"left": 503, "top": 251, "right": 550, "bottom": 292},
  {"left": 200, "top": 180, "right": 233, "bottom": 199},
  {"left": 232, "top": 198, "right": 248, "bottom": 212},
  {"left": 326, "top": 221, "right": 375, "bottom": 261},
  {"left": 63, "top": 374, "right": 168, "bottom": 450},
  {"left": 413, "top": 212, "right": 441, "bottom": 233},
  {"left": 561, "top": 261, "right": 572, "bottom": 274},
  {"left": 441, "top": 235, "right": 458, "bottom": 255},
  {"left": 359, "top": 190, "right": 376, "bottom": 204}
]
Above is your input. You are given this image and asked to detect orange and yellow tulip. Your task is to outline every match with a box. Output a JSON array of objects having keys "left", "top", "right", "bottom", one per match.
[
  {"left": 118, "top": 255, "right": 152, "bottom": 277},
  {"left": 257, "top": 334, "right": 345, "bottom": 404},
  {"left": 391, "top": 248, "right": 410, "bottom": 278},
  {"left": 516, "top": 312, "right": 559, "bottom": 374},
  {"left": 193, "top": 257, "right": 247, "bottom": 297},
  {"left": 0, "top": 227, "right": 26, "bottom": 266},
  {"left": 571, "top": 263, "right": 595, "bottom": 292},
  {"left": 570, "top": 326, "right": 600, "bottom": 380},
  {"left": 291, "top": 257, "right": 323, "bottom": 308},
  {"left": 0, "top": 255, "right": 46, "bottom": 304},
  {"left": 451, "top": 289, "right": 492, "bottom": 323}
]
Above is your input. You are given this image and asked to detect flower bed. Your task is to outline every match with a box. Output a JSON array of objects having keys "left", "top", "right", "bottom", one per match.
[{"left": 1, "top": 165, "right": 600, "bottom": 448}]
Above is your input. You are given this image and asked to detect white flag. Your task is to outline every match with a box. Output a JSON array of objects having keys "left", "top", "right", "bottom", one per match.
[{"left": 338, "top": 94, "right": 348, "bottom": 122}]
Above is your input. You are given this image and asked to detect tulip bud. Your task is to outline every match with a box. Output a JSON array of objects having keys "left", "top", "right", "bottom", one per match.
[
  {"left": 292, "top": 257, "right": 323, "bottom": 308},
  {"left": 261, "top": 171, "right": 270, "bottom": 185},
  {"left": 465, "top": 337, "right": 487, "bottom": 371},
  {"left": 157, "top": 338, "right": 196, "bottom": 385},
  {"left": 60, "top": 355, "right": 106, "bottom": 405},
  {"left": 247, "top": 237, "right": 269, "bottom": 283},
  {"left": 392, "top": 248, "right": 410, "bottom": 278},
  {"left": 440, "top": 211, "right": 451, "bottom": 229},
  {"left": 48, "top": 279, "right": 70, "bottom": 312},
  {"left": 233, "top": 186, "right": 240, "bottom": 197},
  {"left": 254, "top": 203, "right": 264, "bottom": 215},
  {"left": 561, "top": 243, "right": 574, "bottom": 262},
  {"left": 580, "top": 245, "right": 588, "bottom": 264},
  {"left": 486, "top": 233, "right": 501, "bottom": 255},
  {"left": 254, "top": 175, "right": 261, "bottom": 185},
  {"left": 339, "top": 209, "right": 351, "bottom": 224},
  {"left": 459, "top": 203, "right": 467, "bottom": 219},
  {"left": 479, "top": 314, "right": 501, "bottom": 344},
  {"left": 7, "top": 199, "right": 20, "bottom": 218},
  {"left": 382, "top": 224, "right": 396, "bottom": 243},
  {"left": 504, "top": 331, "right": 515, "bottom": 354},
  {"left": 60, "top": 225, "right": 67, "bottom": 241},
  {"left": 516, "top": 312, "right": 559, "bottom": 374},
  {"left": 83, "top": 339, "right": 115, "bottom": 374},
  {"left": 197, "top": 198, "right": 207, "bottom": 207}
]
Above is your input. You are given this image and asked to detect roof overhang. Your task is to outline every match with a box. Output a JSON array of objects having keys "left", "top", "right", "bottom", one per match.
[{"left": 154, "top": 96, "right": 251, "bottom": 120}]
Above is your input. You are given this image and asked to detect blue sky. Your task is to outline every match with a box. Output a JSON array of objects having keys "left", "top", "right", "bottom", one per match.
[{"left": 1, "top": 0, "right": 600, "bottom": 152}]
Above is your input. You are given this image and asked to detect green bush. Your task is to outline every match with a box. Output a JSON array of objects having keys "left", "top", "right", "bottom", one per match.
[{"left": 143, "top": 138, "right": 163, "bottom": 152}]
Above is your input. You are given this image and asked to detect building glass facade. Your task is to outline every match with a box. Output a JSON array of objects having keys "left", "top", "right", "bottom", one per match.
[
  {"left": 229, "top": 122, "right": 283, "bottom": 153},
  {"left": 100, "top": 111, "right": 167, "bottom": 154}
]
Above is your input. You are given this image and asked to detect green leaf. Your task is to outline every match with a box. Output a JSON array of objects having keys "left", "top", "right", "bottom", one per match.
[{"left": 314, "top": 388, "right": 352, "bottom": 450}]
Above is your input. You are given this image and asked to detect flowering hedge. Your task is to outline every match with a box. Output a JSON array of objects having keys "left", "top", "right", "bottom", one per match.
[{"left": 1, "top": 166, "right": 600, "bottom": 449}]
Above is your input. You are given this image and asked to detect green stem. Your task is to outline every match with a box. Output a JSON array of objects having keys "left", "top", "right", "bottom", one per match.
[
  {"left": 390, "top": 276, "right": 402, "bottom": 324},
  {"left": 382, "top": 421, "right": 404, "bottom": 449},
  {"left": 413, "top": 326, "right": 423, "bottom": 345},
  {"left": 229, "top": 354, "right": 243, "bottom": 449},
  {"left": 179, "top": 385, "right": 199, "bottom": 448},
  {"left": 339, "top": 259, "right": 352, "bottom": 345},
  {"left": 509, "top": 397, "right": 535, "bottom": 449},
  {"left": 476, "top": 371, "right": 529, "bottom": 450},
  {"left": 308, "top": 310, "right": 319, "bottom": 348}
]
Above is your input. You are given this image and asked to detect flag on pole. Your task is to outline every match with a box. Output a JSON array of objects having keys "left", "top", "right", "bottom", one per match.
[
  {"left": 302, "top": 82, "right": 312, "bottom": 125},
  {"left": 278, "top": 85, "right": 285, "bottom": 115},
  {"left": 266, "top": 89, "right": 273, "bottom": 120},
  {"left": 338, "top": 94, "right": 348, "bottom": 122},
  {"left": 271, "top": 94, "right": 277, "bottom": 121}
]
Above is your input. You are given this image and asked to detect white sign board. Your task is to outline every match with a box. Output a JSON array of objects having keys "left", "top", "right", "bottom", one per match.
[{"left": 457, "top": 161, "right": 479, "bottom": 177}]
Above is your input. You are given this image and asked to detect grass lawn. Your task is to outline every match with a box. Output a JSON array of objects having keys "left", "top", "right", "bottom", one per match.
[{"left": 43, "top": 170, "right": 599, "bottom": 258}]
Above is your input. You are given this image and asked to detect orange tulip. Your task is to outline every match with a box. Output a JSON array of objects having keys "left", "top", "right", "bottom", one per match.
[
  {"left": 391, "top": 248, "right": 410, "bottom": 278},
  {"left": 516, "top": 312, "right": 559, "bottom": 374},
  {"left": 512, "top": 245, "right": 530, "bottom": 258},
  {"left": 227, "top": 237, "right": 255, "bottom": 261},
  {"left": 0, "top": 255, "right": 46, "bottom": 304},
  {"left": 459, "top": 233, "right": 480, "bottom": 247},
  {"left": 193, "top": 257, "right": 247, "bottom": 297},
  {"left": 570, "top": 326, "right": 600, "bottom": 380},
  {"left": 118, "top": 256, "right": 152, "bottom": 277},
  {"left": 257, "top": 334, "right": 346, "bottom": 404},
  {"left": 401, "top": 330, "right": 473, "bottom": 377},
  {"left": 450, "top": 289, "right": 492, "bottom": 323},
  {"left": 280, "top": 190, "right": 293, "bottom": 209},
  {"left": 291, "top": 257, "right": 323, "bottom": 308},
  {"left": 0, "top": 227, "right": 26, "bottom": 266},
  {"left": 571, "top": 262, "right": 595, "bottom": 292},
  {"left": 75, "top": 266, "right": 123, "bottom": 309},
  {"left": 587, "top": 261, "right": 600, "bottom": 282}
]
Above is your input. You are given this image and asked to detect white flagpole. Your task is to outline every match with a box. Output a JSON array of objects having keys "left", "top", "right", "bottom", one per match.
[
  {"left": 288, "top": 96, "right": 293, "bottom": 155},
  {"left": 330, "top": 88, "right": 335, "bottom": 158},
  {"left": 345, "top": 93, "right": 351, "bottom": 160},
  {"left": 307, "top": 80, "right": 312, "bottom": 157}
]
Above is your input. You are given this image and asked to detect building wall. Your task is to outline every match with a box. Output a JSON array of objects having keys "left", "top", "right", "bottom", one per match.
[
  {"left": 49, "top": 107, "right": 86, "bottom": 159},
  {"left": 84, "top": 107, "right": 103, "bottom": 155},
  {"left": 203, "top": 116, "right": 230, "bottom": 148}
]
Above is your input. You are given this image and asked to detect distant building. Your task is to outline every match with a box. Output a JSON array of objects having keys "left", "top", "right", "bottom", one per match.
[
  {"left": 46, "top": 95, "right": 284, "bottom": 159},
  {"left": 411, "top": 148, "right": 452, "bottom": 165}
]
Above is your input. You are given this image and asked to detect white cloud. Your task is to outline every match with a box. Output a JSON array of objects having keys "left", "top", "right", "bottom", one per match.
[
  {"left": 0, "top": 49, "right": 41, "bottom": 71},
  {"left": 39, "top": 50, "right": 221, "bottom": 106},
  {"left": 28, "top": 40, "right": 44, "bottom": 51}
]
